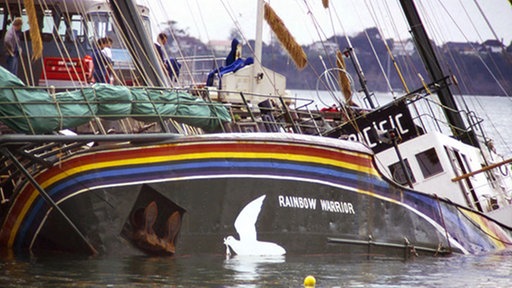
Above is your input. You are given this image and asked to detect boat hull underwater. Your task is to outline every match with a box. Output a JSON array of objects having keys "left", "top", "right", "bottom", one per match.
[{"left": 1, "top": 133, "right": 510, "bottom": 258}]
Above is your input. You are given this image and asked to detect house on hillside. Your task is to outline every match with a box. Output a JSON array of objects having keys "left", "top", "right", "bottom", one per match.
[
  {"left": 442, "top": 42, "right": 480, "bottom": 55},
  {"left": 482, "top": 39, "right": 504, "bottom": 53},
  {"left": 309, "top": 41, "right": 338, "bottom": 55},
  {"left": 392, "top": 39, "right": 415, "bottom": 56},
  {"left": 168, "top": 35, "right": 205, "bottom": 55},
  {"left": 207, "top": 40, "right": 232, "bottom": 56}
]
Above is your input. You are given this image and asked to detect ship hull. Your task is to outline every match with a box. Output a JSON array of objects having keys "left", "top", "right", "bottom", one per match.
[{"left": 1, "top": 134, "right": 511, "bottom": 257}]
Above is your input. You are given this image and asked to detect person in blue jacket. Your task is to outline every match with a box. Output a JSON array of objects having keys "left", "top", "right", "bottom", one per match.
[
  {"left": 155, "top": 33, "right": 181, "bottom": 81},
  {"left": 225, "top": 38, "right": 241, "bottom": 66},
  {"left": 92, "top": 38, "right": 113, "bottom": 83}
]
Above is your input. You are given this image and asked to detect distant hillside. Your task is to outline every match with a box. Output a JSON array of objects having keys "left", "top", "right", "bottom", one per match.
[
  {"left": 167, "top": 27, "right": 512, "bottom": 96},
  {"left": 259, "top": 28, "right": 512, "bottom": 96}
]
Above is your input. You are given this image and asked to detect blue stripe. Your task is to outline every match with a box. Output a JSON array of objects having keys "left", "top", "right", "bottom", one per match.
[
  {"left": 49, "top": 160, "right": 383, "bottom": 196},
  {"left": 16, "top": 159, "right": 385, "bottom": 249}
]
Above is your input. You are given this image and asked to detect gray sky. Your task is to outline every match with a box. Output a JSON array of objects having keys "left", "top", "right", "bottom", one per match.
[{"left": 142, "top": 0, "right": 512, "bottom": 45}]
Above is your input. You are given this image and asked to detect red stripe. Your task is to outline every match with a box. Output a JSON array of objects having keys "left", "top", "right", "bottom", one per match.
[{"left": 0, "top": 140, "right": 372, "bottom": 246}]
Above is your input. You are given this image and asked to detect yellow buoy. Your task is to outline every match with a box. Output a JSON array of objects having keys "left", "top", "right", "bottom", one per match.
[{"left": 304, "top": 275, "right": 316, "bottom": 287}]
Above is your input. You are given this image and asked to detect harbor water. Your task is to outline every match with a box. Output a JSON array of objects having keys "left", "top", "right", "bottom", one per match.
[
  {"left": 0, "top": 250, "right": 511, "bottom": 287},
  {"left": 1, "top": 92, "right": 511, "bottom": 287}
]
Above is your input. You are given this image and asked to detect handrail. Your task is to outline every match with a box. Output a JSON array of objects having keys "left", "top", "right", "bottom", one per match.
[
  {"left": 452, "top": 158, "right": 512, "bottom": 182},
  {"left": 0, "top": 84, "right": 321, "bottom": 137}
]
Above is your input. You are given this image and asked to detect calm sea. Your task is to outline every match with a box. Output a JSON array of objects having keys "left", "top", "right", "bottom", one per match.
[
  {"left": 1, "top": 251, "right": 512, "bottom": 287},
  {"left": 1, "top": 91, "right": 511, "bottom": 287}
]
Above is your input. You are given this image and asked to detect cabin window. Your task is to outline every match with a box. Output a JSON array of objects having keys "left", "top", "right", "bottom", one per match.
[
  {"left": 388, "top": 159, "right": 415, "bottom": 185},
  {"left": 87, "top": 12, "right": 121, "bottom": 48},
  {"left": 59, "top": 14, "right": 86, "bottom": 42},
  {"left": 444, "top": 146, "right": 471, "bottom": 178},
  {"left": 415, "top": 148, "right": 443, "bottom": 178},
  {"left": 57, "top": 17, "right": 68, "bottom": 39},
  {"left": 42, "top": 11, "right": 55, "bottom": 35},
  {"left": 87, "top": 12, "right": 115, "bottom": 39},
  {"left": 0, "top": 8, "right": 4, "bottom": 33},
  {"left": 70, "top": 15, "right": 86, "bottom": 40},
  {"left": 20, "top": 11, "right": 29, "bottom": 32},
  {"left": 87, "top": 12, "right": 108, "bottom": 39},
  {"left": 3, "top": 10, "right": 29, "bottom": 33}
]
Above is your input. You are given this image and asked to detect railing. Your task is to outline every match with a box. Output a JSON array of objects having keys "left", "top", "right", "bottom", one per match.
[
  {"left": 0, "top": 79, "right": 495, "bottom": 153},
  {"left": 0, "top": 84, "right": 326, "bottom": 201},
  {"left": 398, "top": 90, "right": 488, "bottom": 147},
  {"left": 0, "top": 84, "right": 324, "bottom": 137},
  {"left": 453, "top": 161, "right": 512, "bottom": 213},
  {"left": 173, "top": 55, "right": 225, "bottom": 87},
  {"left": 5, "top": 77, "right": 505, "bottom": 198}
]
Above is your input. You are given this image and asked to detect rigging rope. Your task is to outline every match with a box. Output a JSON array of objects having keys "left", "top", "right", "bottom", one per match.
[
  {"left": 421, "top": 0, "right": 512, "bottom": 154},
  {"left": 360, "top": 0, "right": 396, "bottom": 96},
  {"left": 298, "top": 0, "right": 339, "bottom": 92},
  {"left": 431, "top": 0, "right": 509, "bottom": 97}
]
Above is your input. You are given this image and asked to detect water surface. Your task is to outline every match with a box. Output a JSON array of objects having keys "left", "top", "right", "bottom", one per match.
[{"left": 1, "top": 250, "right": 511, "bottom": 287}]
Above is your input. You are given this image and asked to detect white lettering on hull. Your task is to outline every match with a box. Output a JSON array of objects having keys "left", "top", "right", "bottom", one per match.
[
  {"left": 278, "top": 195, "right": 355, "bottom": 214},
  {"left": 347, "top": 114, "right": 410, "bottom": 148},
  {"left": 319, "top": 199, "right": 355, "bottom": 214},
  {"left": 278, "top": 195, "right": 317, "bottom": 210}
]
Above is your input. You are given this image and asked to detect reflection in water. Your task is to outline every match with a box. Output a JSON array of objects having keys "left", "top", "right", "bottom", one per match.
[
  {"left": 0, "top": 250, "right": 511, "bottom": 287},
  {"left": 223, "top": 255, "right": 285, "bottom": 285}
]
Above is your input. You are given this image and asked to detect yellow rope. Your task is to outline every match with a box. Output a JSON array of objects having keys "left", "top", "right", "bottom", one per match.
[
  {"left": 25, "top": 0, "right": 42, "bottom": 60},
  {"left": 336, "top": 50, "right": 352, "bottom": 103},
  {"left": 263, "top": 3, "right": 307, "bottom": 70}
]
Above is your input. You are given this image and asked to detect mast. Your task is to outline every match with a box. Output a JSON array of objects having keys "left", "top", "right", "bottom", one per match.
[
  {"left": 251, "top": 0, "right": 264, "bottom": 93},
  {"left": 108, "top": 0, "right": 169, "bottom": 87},
  {"left": 255, "top": 0, "right": 263, "bottom": 62},
  {"left": 398, "top": 0, "right": 479, "bottom": 147}
]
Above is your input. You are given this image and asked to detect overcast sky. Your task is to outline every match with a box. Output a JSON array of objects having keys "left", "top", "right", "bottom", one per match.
[{"left": 141, "top": 0, "right": 512, "bottom": 45}]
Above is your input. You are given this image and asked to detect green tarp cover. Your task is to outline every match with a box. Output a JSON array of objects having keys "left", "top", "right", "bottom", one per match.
[{"left": 0, "top": 67, "right": 230, "bottom": 134}]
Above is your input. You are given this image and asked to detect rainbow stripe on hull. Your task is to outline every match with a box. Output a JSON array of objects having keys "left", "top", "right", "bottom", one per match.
[{"left": 0, "top": 134, "right": 510, "bottom": 256}]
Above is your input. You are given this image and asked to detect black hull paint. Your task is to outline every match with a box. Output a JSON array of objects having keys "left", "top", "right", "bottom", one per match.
[
  {"left": 32, "top": 178, "right": 452, "bottom": 258},
  {"left": 3, "top": 134, "right": 510, "bottom": 257}
]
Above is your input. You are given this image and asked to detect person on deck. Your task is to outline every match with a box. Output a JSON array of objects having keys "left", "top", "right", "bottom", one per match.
[
  {"left": 155, "top": 33, "right": 180, "bottom": 81},
  {"left": 102, "top": 36, "right": 113, "bottom": 60},
  {"left": 155, "top": 33, "right": 167, "bottom": 65},
  {"left": 3, "top": 17, "right": 23, "bottom": 75},
  {"left": 101, "top": 37, "right": 115, "bottom": 84},
  {"left": 92, "top": 37, "right": 115, "bottom": 84},
  {"left": 225, "top": 38, "right": 241, "bottom": 66}
]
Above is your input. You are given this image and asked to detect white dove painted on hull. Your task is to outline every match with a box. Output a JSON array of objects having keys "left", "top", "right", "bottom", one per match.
[{"left": 224, "top": 195, "right": 286, "bottom": 256}]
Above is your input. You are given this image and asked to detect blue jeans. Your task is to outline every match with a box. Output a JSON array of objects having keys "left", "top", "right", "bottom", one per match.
[{"left": 5, "top": 54, "right": 19, "bottom": 75}]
